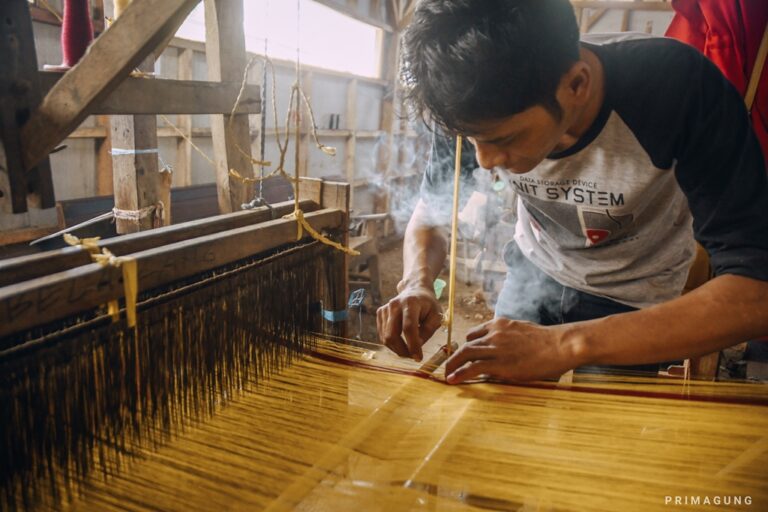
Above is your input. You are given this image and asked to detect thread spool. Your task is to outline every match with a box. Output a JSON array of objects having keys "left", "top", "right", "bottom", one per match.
[{"left": 61, "top": 0, "right": 94, "bottom": 67}]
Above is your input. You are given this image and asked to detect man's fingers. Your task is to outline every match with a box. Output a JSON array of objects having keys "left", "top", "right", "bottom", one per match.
[
  {"left": 446, "top": 360, "right": 497, "bottom": 385},
  {"left": 466, "top": 322, "right": 491, "bottom": 341},
  {"left": 401, "top": 306, "right": 423, "bottom": 362},
  {"left": 418, "top": 311, "right": 443, "bottom": 344},
  {"left": 445, "top": 343, "right": 496, "bottom": 376}
]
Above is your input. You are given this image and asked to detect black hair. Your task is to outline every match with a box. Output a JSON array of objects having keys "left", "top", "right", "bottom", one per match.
[{"left": 401, "top": 0, "right": 580, "bottom": 134}]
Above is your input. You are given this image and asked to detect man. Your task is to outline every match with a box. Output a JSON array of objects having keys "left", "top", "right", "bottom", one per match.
[{"left": 376, "top": 0, "right": 768, "bottom": 384}]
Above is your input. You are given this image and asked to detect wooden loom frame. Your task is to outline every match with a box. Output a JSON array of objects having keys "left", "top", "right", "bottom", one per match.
[
  {"left": 0, "top": 0, "right": 353, "bottom": 341},
  {"left": 0, "top": 176, "right": 351, "bottom": 341},
  {"left": 0, "top": 0, "right": 262, "bottom": 242}
]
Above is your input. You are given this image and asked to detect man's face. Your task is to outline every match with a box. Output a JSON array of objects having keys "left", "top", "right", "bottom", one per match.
[{"left": 464, "top": 104, "right": 573, "bottom": 174}]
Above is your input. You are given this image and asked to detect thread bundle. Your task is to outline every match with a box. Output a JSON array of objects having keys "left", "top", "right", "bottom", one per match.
[{"left": 61, "top": 0, "right": 93, "bottom": 68}]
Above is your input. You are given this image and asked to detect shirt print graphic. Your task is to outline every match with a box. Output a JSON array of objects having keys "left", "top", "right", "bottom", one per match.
[{"left": 510, "top": 175, "right": 635, "bottom": 248}]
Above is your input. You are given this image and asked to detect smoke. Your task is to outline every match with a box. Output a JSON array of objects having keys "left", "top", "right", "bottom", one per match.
[{"left": 361, "top": 125, "right": 567, "bottom": 325}]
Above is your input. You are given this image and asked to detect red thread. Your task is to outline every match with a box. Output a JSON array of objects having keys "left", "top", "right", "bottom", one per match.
[{"left": 61, "top": 0, "right": 93, "bottom": 67}]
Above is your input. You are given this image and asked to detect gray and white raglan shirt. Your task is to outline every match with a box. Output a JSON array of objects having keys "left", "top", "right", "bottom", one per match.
[{"left": 420, "top": 35, "right": 768, "bottom": 309}]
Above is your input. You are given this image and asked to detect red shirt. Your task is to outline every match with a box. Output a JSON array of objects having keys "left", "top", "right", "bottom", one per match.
[{"left": 666, "top": 0, "right": 768, "bottom": 167}]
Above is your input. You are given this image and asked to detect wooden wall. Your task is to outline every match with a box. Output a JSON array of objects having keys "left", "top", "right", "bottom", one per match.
[{"left": 26, "top": 0, "right": 674, "bottom": 218}]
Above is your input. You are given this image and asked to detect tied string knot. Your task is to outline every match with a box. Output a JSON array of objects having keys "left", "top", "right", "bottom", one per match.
[
  {"left": 112, "top": 201, "right": 165, "bottom": 229},
  {"left": 284, "top": 209, "right": 360, "bottom": 256},
  {"left": 63, "top": 234, "right": 139, "bottom": 327}
]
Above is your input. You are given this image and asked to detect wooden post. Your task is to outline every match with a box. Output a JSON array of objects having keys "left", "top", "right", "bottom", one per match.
[
  {"left": 345, "top": 78, "right": 358, "bottom": 204},
  {"left": 0, "top": 0, "right": 56, "bottom": 214},
  {"left": 175, "top": 47, "right": 194, "bottom": 187},
  {"left": 299, "top": 70, "right": 313, "bottom": 177},
  {"left": 111, "top": 58, "right": 171, "bottom": 233},
  {"left": 204, "top": 0, "right": 255, "bottom": 213},
  {"left": 21, "top": 0, "right": 202, "bottom": 172},
  {"left": 95, "top": 115, "right": 114, "bottom": 195},
  {"left": 320, "top": 180, "right": 351, "bottom": 339}
]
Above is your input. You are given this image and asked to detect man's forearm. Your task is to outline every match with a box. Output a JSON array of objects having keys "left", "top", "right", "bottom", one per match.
[
  {"left": 399, "top": 201, "right": 448, "bottom": 292},
  {"left": 568, "top": 274, "right": 768, "bottom": 366}
]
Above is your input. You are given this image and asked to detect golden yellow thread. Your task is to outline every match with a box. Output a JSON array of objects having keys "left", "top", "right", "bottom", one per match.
[{"left": 63, "top": 235, "right": 139, "bottom": 327}]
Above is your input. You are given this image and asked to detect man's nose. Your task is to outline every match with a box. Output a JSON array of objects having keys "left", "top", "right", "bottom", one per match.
[{"left": 473, "top": 142, "right": 507, "bottom": 170}]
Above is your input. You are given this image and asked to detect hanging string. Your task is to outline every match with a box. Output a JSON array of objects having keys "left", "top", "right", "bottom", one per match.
[
  {"left": 293, "top": 0, "right": 302, "bottom": 228},
  {"left": 152, "top": 4, "right": 354, "bottom": 255}
]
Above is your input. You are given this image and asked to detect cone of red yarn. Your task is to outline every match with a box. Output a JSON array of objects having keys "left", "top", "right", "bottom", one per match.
[{"left": 61, "top": 0, "right": 94, "bottom": 67}]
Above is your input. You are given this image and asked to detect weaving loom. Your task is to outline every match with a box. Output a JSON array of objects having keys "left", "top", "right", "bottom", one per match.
[{"left": 0, "top": 181, "right": 352, "bottom": 510}]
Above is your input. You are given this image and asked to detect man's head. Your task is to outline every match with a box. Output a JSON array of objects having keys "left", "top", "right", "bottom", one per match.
[{"left": 402, "top": 0, "right": 589, "bottom": 172}]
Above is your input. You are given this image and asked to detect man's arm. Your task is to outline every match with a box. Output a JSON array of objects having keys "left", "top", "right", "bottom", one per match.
[
  {"left": 444, "top": 273, "right": 768, "bottom": 383},
  {"left": 377, "top": 199, "right": 447, "bottom": 361}
]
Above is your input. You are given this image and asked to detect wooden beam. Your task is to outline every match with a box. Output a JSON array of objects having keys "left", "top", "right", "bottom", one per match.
[
  {"left": 168, "top": 37, "right": 391, "bottom": 87},
  {"left": 175, "top": 48, "right": 195, "bottom": 187},
  {"left": 398, "top": 0, "right": 417, "bottom": 29},
  {"left": 111, "top": 53, "right": 170, "bottom": 234},
  {"left": 0, "top": 199, "right": 320, "bottom": 288},
  {"left": 94, "top": 116, "right": 114, "bottom": 196},
  {"left": 205, "top": 0, "right": 255, "bottom": 213},
  {"left": 0, "top": 208, "right": 344, "bottom": 339},
  {"left": 20, "top": 0, "right": 202, "bottom": 172},
  {"left": 570, "top": 1, "right": 672, "bottom": 11},
  {"left": 345, "top": 79, "right": 358, "bottom": 205},
  {"left": 37, "top": 72, "right": 261, "bottom": 115},
  {"left": 582, "top": 8, "right": 608, "bottom": 33},
  {"left": 0, "top": 225, "right": 61, "bottom": 246},
  {"left": 0, "top": 1, "right": 56, "bottom": 213},
  {"left": 312, "top": 0, "right": 393, "bottom": 32}
]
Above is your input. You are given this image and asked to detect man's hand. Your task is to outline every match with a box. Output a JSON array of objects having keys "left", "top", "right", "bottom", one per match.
[
  {"left": 377, "top": 284, "right": 444, "bottom": 362},
  {"left": 445, "top": 318, "right": 585, "bottom": 383}
]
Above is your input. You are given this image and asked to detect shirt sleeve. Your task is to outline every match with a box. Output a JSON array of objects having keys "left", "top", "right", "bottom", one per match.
[
  {"left": 671, "top": 45, "right": 768, "bottom": 281},
  {"left": 610, "top": 38, "right": 768, "bottom": 282}
]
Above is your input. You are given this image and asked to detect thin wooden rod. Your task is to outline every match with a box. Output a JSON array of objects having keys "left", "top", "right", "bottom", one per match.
[
  {"left": 445, "top": 136, "right": 463, "bottom": 356},
  {"left": 0, "top": 208, "right": 344, "bottom": 340}
]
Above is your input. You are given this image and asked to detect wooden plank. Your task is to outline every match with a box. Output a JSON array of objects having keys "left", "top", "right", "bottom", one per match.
[
  {"left": 69, "top": 126, "right": 109, "bottom": 139},
  {"left": 0, "top": 1, "right": 56, "bottom": 213},
  {"left": 582, "top": 8, "right": 608, "bottom": 33},
  {"left": 570, "top": 1, "right": 672, "bottom": 11},
  {"left": 345, "top": 79, "right": 358, "bottom": 206},
  {"left": 111, "top": 54, "right": 170, "bottom": 234},
  {"left": 299, "top": 71, "right": 313, "bottom": 178},
  {"left": 175, "top": 48, "right": 195, "bottom": 187},
  {"left": 20, "top": 0, "right": 202, "bottom": 172},
  {"left": 94, "top": 116, "right": 114, "bottom": 196},
  {"left": 168, "top": 38, "right": 391, "bottom": 87},
  {"left": 0, "top": 226, "right": 61, "bottom": 246},
  {"left": 0, "top": 199, "right": 320, "bottom": 288},
  {"left": 37, "top": 72, "right": 261, "bottom": 115},
  {"left": 0, "top": 208, "right": 343, "bottom": 340},
  {"left": 205, "top": 0, "right": 255, "bottom": 213},
  {"left": 312, "top": 0, "right": 393, "bottom": 32}
]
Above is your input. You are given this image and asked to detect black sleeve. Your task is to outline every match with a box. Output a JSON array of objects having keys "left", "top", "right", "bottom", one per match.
[
  {"left": 612, "top": 39, "right": 768, "bottom": 282},
  {"left": 419, "top": 129, "right": 479, "bottom": 225}
]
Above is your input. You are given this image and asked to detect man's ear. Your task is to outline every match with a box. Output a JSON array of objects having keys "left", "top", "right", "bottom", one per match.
[{"left": 557, "top": 61, "right": 591, "bottom": 107}]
